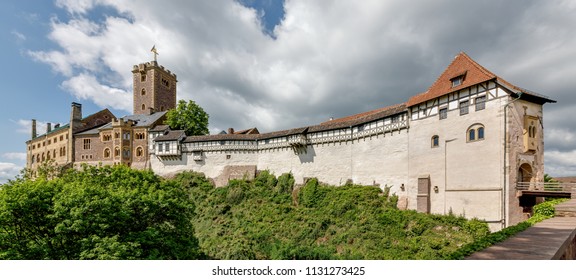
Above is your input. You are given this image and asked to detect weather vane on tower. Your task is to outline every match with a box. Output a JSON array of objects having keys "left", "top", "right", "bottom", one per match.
[{"left": 151, "top": 45, "right": 159, "bottom": 62}]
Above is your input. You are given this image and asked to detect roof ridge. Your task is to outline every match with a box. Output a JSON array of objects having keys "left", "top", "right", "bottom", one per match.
[{"left": 459, "top": 52, "right": 496, "bottom": 78}]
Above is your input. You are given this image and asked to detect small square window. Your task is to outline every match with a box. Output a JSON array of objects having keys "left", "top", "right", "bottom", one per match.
[
  {"left": 451, "top": 77, "right": 462, "bottom": 87},
  {"left": 226, "top": 155, "right": 231, "bottom": 160},
  {"left": 439, "top": 108, "right": 447, "bottom": 120}
]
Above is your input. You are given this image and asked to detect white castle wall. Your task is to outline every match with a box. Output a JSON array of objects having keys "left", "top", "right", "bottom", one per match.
[
  {"left": 150, "top": 82, "right": 546, "bottom": 232},
  {"left": 407, "top": 84, "right": 509, "bottom": 231}
]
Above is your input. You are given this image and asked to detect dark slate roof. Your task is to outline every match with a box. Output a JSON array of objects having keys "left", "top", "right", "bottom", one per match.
[
  {"left": 75, "top": 124, "right": 108, "bottom": 135},
  {"left": 75, "top": 112, "right": 166, "bottom": 136},
  {"left": 155, "top": 130, "right": 186, "bottom": 141},
  {"left": 150, "top": 124, "right": 170, "bottom": 132},
  {"left": 121, "top": 112, "right": 166, "bottom": 127}
]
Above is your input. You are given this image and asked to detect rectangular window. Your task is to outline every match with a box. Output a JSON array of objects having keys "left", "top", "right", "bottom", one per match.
[
  {"left": 475, "top": 96, "right": 486, "bottom": 111},
  {"left": 165, "top": 143, "right": 170, "bottom": 152},
  {"left": 158, "top": 143, "right": 163, "bottom": 152},
  {"left": 460, "top": 100, "right": 469, "bottom": 115},
  {"left": 392, "top": 115, "right": 399, "bottom": 123},
  {"left": 439, "top": 108, "right": 447, "bottom": 120},
  {"left": 83, "top": 139, "right": 91, "bottom": 150}
]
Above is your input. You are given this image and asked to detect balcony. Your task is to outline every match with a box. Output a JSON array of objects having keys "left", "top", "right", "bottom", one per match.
[{"left": 516, "top": 182, "right": 576, "bottom": 198}]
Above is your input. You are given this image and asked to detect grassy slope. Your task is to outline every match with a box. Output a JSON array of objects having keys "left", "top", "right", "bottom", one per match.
[{"left": 174, "top": 171, "right": 490, "bottom": 260}]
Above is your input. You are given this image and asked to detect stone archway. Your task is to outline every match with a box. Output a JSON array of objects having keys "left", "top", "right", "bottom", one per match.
[
  {"left": 517, "top": 163, "right": 533, "bottom": 186},
  {"left": 518, "top": 163, "right": 535, "bottom": 214}
]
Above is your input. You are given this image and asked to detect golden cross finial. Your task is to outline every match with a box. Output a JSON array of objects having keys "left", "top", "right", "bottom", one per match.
[{"left": 151, "top": 45, "right": 159, "bottom": 61}]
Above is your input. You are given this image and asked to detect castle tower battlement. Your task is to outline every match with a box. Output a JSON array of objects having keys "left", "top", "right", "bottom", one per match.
[{"left": 131, "top": 61, "right": 177, "bottom": 115}]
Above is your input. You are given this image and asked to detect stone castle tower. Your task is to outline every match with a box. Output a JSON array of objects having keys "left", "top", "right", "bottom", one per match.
[{"left": 132, "top": 61, "right": 177, "bottom": 115}]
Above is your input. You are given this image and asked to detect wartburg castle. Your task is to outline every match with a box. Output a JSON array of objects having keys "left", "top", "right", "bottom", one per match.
[{"left": 26, "top": 52, "right": 555, "bottom": 231}]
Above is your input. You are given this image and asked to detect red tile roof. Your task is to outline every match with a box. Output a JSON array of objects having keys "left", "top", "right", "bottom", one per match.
[
  {"left": 406, "top": 52, "right": 496, "bottom": 107},
  {"left": 406, "top": 52, "right": 555, "bottom": 106},
  {"left": 315, "top": 103, "right": 406, "bottom": 131}
]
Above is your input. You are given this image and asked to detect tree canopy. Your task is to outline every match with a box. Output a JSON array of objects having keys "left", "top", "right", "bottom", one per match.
[
  {"left": 165, "top": 99, "right": 209, "bottom": 136},
  {"left": 0, "top": 165, "right": 202, "bottom": 260}
]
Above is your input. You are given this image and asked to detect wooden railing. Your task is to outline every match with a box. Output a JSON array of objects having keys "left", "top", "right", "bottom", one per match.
[{"left": 516, "top": 182, "right": 576, "bottom": 192}]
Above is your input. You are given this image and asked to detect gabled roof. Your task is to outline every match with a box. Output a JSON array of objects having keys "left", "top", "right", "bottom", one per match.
[
  {"left": 407, "top": 52, "right": 496, "bottom": 107},
  {"left": 233, "top": 127, "right": 260, "bottom": 134},
  {"left": 406, "top": 52, "right": 555, "bottom": 106}
]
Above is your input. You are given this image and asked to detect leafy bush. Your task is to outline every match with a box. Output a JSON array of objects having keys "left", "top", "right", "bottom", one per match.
[
  {"left": 275, "top": 173, "right": 295, "bottom": 194},
  {"left": 0, "top": 165, "right": 202, "bottom": 260}
]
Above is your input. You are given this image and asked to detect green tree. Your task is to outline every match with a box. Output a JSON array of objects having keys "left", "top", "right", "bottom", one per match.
[
  {"left": 544, "top": 173, "right": 557, "bottom": 183},
  {"left": 0, "top": 165, "right": 202, "bottom": 260},
  {"left": 165, "top": 100, "right": 209, "bottom": 136}
]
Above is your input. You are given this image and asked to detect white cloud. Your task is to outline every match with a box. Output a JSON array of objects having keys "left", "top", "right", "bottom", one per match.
[
  {"left": 14, "top": 119, "right": 48, "bottom": 136},
  {"left": 55, "top": 0, "right": 101, "bottom": 14},
  {"left": 545, "top": 150, "right": 576, "bottom": 177},
  {"left": 61, "top": 73, "right": 131, "bottom": 111},
  {"left": 0, "top": 162, "right": 22, "bottom": 184},
  {"left": 26, "top": 0, "right": 576, "bottom": 178}
]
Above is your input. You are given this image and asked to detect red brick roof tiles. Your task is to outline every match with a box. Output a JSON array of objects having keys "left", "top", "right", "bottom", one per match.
[{"left": 406, "top": 52, "right": 496, "bottom": 107}]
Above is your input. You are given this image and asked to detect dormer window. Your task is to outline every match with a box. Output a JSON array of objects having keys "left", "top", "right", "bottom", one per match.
[
  {"left": 451, "top": 76, "right": 463, "bottom": 87},
  {"left": 450, "top": 71, "right": 466, "bottom": 88}
]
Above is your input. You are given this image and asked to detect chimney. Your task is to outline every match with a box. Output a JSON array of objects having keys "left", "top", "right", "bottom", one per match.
[
  {"left": 70, "top": 102, "right": 82, "bottom": 131},
  {"left": 71, "top": 102, "right": 82, "bottom": 121},
  {"left": 31, "top": 119, "right": 37, "bottom": 139},
  {"left": 228, "top": 128, "right": 234, "bottom": 134},
  {"left": 47, "top": 123, "right": 52, "bottom": 134}
]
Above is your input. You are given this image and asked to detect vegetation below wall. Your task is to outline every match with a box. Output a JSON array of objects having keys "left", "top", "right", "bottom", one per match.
[
  {"left": 6, "top": 165, "right": 563, "bottom": 260},
  {"left": 175, "top": 171, "right": 490, "bottom": 259}
]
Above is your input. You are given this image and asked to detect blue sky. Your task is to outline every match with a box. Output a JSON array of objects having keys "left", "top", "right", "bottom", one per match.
[{"left": 1, "top": 0, "right": 576, "bottom": 183}]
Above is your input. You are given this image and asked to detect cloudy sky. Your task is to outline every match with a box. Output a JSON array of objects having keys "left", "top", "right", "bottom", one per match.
[{"left": 1, "top": 0, "right": 575, "bottom": 183}]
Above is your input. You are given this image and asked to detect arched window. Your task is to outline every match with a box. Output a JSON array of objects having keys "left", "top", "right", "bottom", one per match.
[
  {"left": 115, "top": 147, "right": 120, "bottom": 157},
  {"left": 136, "top": 147, "right": 143, "bottom": 157},
  {"left": 141, "top": 88, "right": 146, "bottom": 96},
  {"left": 467, "top": 123, "right": 485, "bottom": 142},
  {"left": 123, "top": 149, "right": 130, "bottom": 159},
  {"left": 142, "top": 104, "right": 146, "bottom": 110},
  {"left": 104, "top": 148, "right": 111, "bottom": 159},
  {"left": 431, "top": 135, "right": 439, "bottom": 148}
]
